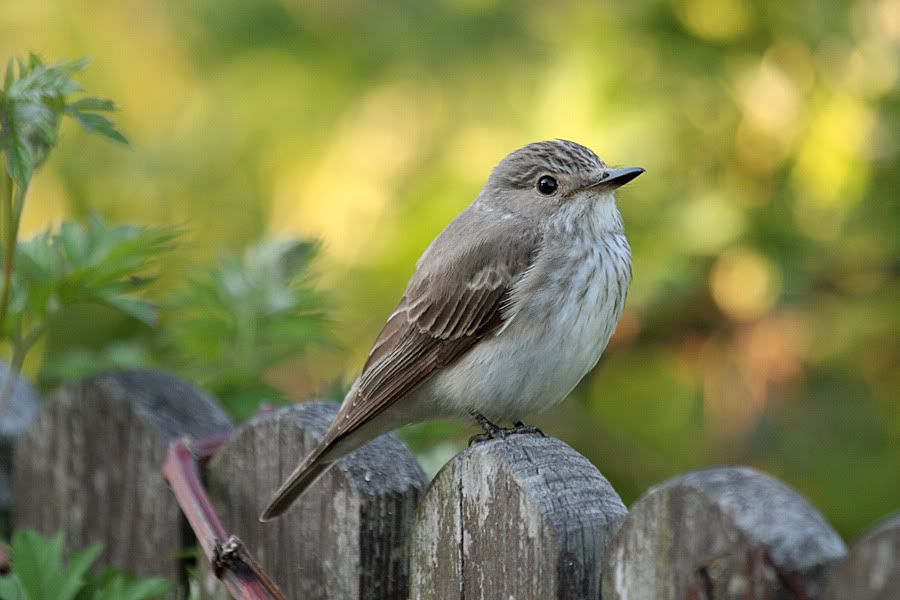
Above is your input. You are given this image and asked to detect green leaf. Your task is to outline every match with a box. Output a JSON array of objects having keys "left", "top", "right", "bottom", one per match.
[
  {"left": 3, "top": 530, "right": 170, "bottom": 600},
  {"left": 0, "top": 573, "right": 28, "bottom": 600},
  {"left": 67, "top": 111, "right": 128, "bottom": 145},
  {"left": 166, "top": 236, "right": 331, "bottom": 419},
  {"left": 85, "top": 570, "right": 170, "bottom": 600},
  {"left": 118, "top": 577, "right": 171, "bottom": 600},
  {"left": 7, "top": 218, "right": 176, "bottom": 351},
  {"left": 40, "top": 342, "right": 154, "bottom": 387},
  {"left": 96, "top": 293, "right": 158, "bottom": 325},
  {"left": 10, "top": 529, "right": 64, "bottom": 599},
  {"left": 51, "top": 543, "right": 103, "bottom": 600},
  {"left": 3, "top": 58, "right": 14, "bottom": 91},
  {"left": 6, "top": 136, "right": 34, "bottom": 188},
  {"left": 66, "top": 97, "right": 115, "bottom": 112},
  {"left": 59, "top": 220, "right": 88, "bottom": 263},
  {"left": 0, "top": 54, "right": 126, "bottom": 188}
]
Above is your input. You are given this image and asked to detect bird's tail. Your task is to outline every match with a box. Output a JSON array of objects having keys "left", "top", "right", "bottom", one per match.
[{"left": 259, "top": 451, "right": 333, "bottom": 521}]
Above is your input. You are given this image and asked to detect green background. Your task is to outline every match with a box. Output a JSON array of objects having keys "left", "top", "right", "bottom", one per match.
[{"left": 2, "top": 0, "right": 898, "bottom": 539}]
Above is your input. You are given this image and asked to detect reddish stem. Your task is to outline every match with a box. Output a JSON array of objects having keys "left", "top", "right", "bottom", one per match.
[{"left": 163, "top": 438, "right": 286, "bottom": 600}]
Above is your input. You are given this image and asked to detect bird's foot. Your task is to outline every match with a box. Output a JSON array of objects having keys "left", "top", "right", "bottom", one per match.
[
  {"left": 510, "top": 420, "right": 547, "bottom": 437},
  {"left": 468, "top": 414, "right": 546, "bottom": 445}
]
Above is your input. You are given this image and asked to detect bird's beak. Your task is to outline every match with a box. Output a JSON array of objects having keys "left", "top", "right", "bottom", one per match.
[{"left": 582, "top": 167, "right": 645, "bottom": 191}]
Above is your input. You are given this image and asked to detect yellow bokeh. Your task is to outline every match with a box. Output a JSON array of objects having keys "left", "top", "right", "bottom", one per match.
[
  {"left": 709, "top": 247, "right": 782, "bottom": 321},
  {"left": 673, "top": 0, "right": 754, "bottom": 41},
  {"left": 269, "top": 82, "right": 444, "bottom": 264}
]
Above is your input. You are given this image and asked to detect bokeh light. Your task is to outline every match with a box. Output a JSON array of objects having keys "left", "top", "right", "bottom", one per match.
[{"left": 1, "top": 0, "right": 897, "bottom": 538}]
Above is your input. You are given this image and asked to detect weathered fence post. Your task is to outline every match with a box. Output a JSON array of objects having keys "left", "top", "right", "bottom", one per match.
[
  {"left": 12, "top": 370, "right": 232, "bottom": 589},
  {"left": 199, "top": 401, "right": 427, "bottom": 600},
  {"left": 0, "top": 362, "right": 39, "bottom": 538},
  {"left": 826, "top": 511, "right": 900, "bottom": 599},
  {"left": 603, "top": 466, "right": 848, "bottom": 599},
  {"left": 409, "top": 434, "right": 627, "bottom": 599}
]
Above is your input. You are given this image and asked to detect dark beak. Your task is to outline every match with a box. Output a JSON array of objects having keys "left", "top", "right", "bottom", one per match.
[{"left": 583, "top": 167, "right": 645, "bottom": 191}]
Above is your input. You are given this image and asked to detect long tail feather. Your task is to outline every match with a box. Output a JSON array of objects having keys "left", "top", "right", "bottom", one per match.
[{"left": 259, "top": 455, "right": 333, "bottom": 521}]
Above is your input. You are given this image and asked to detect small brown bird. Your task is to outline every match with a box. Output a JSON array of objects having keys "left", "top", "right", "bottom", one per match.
[{"left": 261, "top": 139, "right": 642, "bottom": 521}]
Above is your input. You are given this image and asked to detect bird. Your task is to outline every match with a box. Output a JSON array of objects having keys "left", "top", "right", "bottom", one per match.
[{"left": 260, "top": 139, "right": 643, "bottom": 521}]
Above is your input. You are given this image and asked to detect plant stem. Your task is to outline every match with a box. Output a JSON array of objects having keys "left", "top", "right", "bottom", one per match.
[
  {"left": 0, "top": 324, "right": 45, "bottom": 418},
  {"left": 0, "top": 171, "right": 17, "bottom": 342}
]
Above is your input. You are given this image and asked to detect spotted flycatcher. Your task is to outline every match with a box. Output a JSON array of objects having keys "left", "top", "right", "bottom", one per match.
[{"left": 261, "top": 139, "right": 643, "bottom": 521}]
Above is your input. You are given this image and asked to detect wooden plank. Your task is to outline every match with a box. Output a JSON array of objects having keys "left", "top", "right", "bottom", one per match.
[
  {"left": 409, "top": 435, "right": 627, "bottom": 599},
  {"left": 12, "top": 370, "right": 232, "bottom": 590},
  {"left": 0, "top": 362, "right": 39, "bottom": 538},
  {"left": 826, "top": 511, "right": 900, "bottom": 599},
  {"left": 603, "top": 466, "right": 848, "bottom": 599},
  {"left": 199, "top": 401, "right": 427, "bottom": 600}
]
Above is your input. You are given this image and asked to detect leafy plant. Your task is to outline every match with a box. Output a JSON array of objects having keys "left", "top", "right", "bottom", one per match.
[
  {"left": 165, "top": 238, "right": 331, "bottom": 419},
  {"left": 0, "top": 54, "right": 150, "bottom": 414},
  {"left": 0, "top": 217, "right": 176, "bottom": 411},
  {"left": 39, "top": 341, "right": 153, "bottom": 388},
  {"left": 0, "top": 55, "right": 127, "bottom": 338},
  {"left": 0, "top": 529, "right": 170, "bottom": 600}
]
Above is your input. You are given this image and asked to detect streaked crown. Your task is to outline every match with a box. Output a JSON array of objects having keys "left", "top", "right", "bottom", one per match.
[{"left": 490, "top": 139, "right": 607, "bottom": 190}]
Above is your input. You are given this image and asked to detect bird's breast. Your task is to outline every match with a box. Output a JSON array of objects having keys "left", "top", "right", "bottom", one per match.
[{"left": 428, "top": 233, "right": 632, "bottom": 421}]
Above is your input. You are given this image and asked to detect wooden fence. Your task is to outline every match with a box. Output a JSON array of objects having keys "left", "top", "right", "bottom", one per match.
[{"left": 7, "top": 369, "right": 899, "bottom": 599}]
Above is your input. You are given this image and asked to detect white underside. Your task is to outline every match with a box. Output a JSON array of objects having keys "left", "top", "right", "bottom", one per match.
[{"left": 418, "top": 240, "right": 627, "bottom": 422}]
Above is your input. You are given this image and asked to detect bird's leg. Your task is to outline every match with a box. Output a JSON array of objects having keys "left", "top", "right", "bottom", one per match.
[
  {"left": 468, "top": 413, "right": 546, "bottom": 445},
  {"left": 468, "top": 413, "right": 503, "bottom": 445}
]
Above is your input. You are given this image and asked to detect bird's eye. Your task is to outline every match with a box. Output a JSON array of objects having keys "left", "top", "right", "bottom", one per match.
[{"left": 536, "top": 175, "right": 558, "bottom": 195}]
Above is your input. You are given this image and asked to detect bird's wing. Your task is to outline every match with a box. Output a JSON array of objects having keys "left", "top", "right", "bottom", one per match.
[
  {"left": 331, "top": 213, "right": 542, "bottom": 443},
  {"left": 259, "top": 210, "right": 541, "bottom": 520}
]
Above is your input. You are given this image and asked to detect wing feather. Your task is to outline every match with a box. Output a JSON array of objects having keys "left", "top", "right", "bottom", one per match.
[{"left": 331, "top": 212, "right": 541, "bottom": 441}]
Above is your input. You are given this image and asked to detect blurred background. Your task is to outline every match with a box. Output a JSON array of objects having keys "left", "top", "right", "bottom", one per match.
[{"left": 1, "top": 0, "right": 897, "bottom": 540}]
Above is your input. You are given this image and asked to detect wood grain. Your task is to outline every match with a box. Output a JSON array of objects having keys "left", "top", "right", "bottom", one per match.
[
  {"left": 603, "top": 466, "right": 848, "bottom": 600},
  {"left": 409, "top": 434, "right": 627, "bottom": 599},
  {"left": 826, "top": 511, "right": 899, "bottom": 599},
  {"left": 199, "top": 401, "right": 427, "bottom": 600},
  {"left": 0, "top": 362, "right": 39, "bottom": 538},
  {"left": 12, "top": 370, "right": 232, "bottom": 591}
]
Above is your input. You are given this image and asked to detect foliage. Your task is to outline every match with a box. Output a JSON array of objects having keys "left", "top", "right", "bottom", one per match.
[
  {"left": 7, "top": 217, "right": 177, "bottom": 333},
  {"left": 39, "top": 341, "right": 152, "bottom": 388},
  {"left": 0, "top": 55, "right": 130, "bottom": 413},
  {"left": 0, "top": 55, "right": 125, "bottom": 190},
  {"left": 0, "top": 529, "right": 169, "bottom": 600},
  {"left": 0, "top": 217, "right": 175, "bottom": 410},
  {"left": 165, "top": 238, "right": 331, "bottom": 420},
  {"left": 2, "top": 1, "right": 898, "bottom": 538}
]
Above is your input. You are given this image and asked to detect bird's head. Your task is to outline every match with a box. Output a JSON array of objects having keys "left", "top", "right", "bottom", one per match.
[{"left": 482, "top": 139, "right": 643, "bottom": 231}]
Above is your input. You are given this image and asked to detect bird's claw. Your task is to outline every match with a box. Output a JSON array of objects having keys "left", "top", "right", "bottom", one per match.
[
  {"left": 511, "top": 421, "right": 547, "bottom": 437},
  {"left": 468, "top": 414, "right": 546, "bottom": 445}
]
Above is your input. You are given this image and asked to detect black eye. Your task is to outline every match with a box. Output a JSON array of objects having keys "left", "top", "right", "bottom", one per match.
[{"left": 536, "top": 175, "right": 558, "bottom": 195}]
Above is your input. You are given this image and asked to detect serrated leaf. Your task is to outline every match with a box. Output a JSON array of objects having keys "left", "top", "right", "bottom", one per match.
[
  {"left": 1, "top": 54, "right": 126, "bottom": 188},
  {"left": 167, "top": 236, "right": 330, "bottom": 418},
  {"left": 68, "top": 110, "right": 128, "bottom": 144}
]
